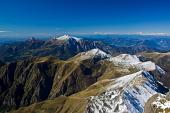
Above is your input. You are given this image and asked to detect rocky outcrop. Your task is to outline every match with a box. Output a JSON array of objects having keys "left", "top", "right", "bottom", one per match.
[{"left": 144, "top": 93, "right": 170, "bottom": 113}]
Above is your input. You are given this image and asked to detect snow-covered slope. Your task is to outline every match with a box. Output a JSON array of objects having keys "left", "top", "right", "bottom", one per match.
[
  {"left": 86, "top": 70, "right": 168, "bottom": 113},
  {"left": 85, "top": 50, "right": 169, "bottom": 113},
  {"left": 55, "top": 34, "right": 81, "bottom": 41}
]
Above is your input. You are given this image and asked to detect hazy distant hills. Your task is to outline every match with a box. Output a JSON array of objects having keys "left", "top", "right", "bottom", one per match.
[{"left": 0, "top": 35, "right": 170, "bottom": 63}]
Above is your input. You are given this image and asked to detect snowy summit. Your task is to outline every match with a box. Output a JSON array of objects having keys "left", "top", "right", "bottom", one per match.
[
  {"left": 55, "top": 35, "right": 81, "bottom": 41},
  {"left": 77, "top": 48, "right": 110, "bottom": 61},
  {"left": 85, "top": 48, "right": 109, "bottom": 57}
]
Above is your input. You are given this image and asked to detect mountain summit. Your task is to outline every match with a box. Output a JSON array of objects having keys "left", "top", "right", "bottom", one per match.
[{"left": 54, "top": 35, "right": 81, "bottom": 41}]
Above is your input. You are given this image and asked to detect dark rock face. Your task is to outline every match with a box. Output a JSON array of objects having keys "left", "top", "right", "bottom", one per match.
[{"left": 152, "top": 55, "right": 170, "bottom": 88}]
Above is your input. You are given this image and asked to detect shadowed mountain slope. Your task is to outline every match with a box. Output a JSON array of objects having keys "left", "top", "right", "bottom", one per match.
[
  {"left": 139, "top": 52, "right": 170, "bottom": 88},
  {"left": 0, "top": 49, "right": 137, "bottom": 112}
]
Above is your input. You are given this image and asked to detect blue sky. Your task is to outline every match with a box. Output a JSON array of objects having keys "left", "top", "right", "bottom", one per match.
[{"left": 0, "top": 0, "right": 170, "bottom": 37}]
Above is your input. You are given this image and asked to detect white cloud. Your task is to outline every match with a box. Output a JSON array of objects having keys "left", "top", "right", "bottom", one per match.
[
  {"left": 136, "top": 32, "right": 170, "bottom": 36},
  {"left": 93, "top": 32, "right": 170, "bottom": 36},
  {"left": 0, "top": 31, "right": 10, "bottom": 33},
  {"left": 93, "top": 32, "right": 117, "bottom": 35}
]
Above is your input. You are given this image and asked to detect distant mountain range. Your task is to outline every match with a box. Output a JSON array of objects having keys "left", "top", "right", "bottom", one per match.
[
  {"left": 0, "top": 35, "right": 114, "bottom": 62},
  {"left": 0, "top": 34, "right": 170, "bottom": 63}
]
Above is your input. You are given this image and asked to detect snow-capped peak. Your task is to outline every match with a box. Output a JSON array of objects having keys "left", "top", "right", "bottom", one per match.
[
  {"left": 77, "top": 49, "right": 110, "bottom": 61},
  {"left": 85, "top": 48, "right": 108, "bottom": 57},
  {"left": 55, "top": 35, "right": 81, "bottom": 41}
]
